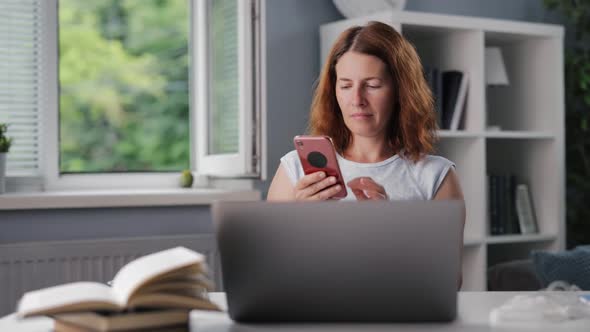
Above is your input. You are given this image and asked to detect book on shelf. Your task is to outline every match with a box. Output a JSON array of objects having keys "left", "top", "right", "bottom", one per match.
[
  {"left": 53, "top": 309, "right": 190, "bottom": 332},
  {"left": 442, "top": 70, "right": 469, "bottom": 130},
  {"left": 506, "top": 175, "right": 521, "bottom": 234},
  {"left": 516, "top": 184, "right": 538, "bottom": 234},
  {"left": 488, "top": 174, "right": 498, "bottom": 235},
  {"left": 17, "top": 246, "right": 221, "bottom": 324},
  {"left": 488, "top": 174, "right": 521, "bottom": 236},
  {"left": 424, "top": 65, "right": 443, "bottom": 128}
]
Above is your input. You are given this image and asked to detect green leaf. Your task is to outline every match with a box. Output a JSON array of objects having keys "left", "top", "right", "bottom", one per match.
[{"left": 544, "top": 0, "right": 558, "bottom": 10}]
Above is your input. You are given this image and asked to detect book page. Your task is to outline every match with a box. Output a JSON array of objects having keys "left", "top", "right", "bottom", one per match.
[
  {"left": 156, "top": 264, "right": 210, "bottom": 280},
  {"left": 127, "top": 293, "right": 220, "bottom": 311},
  {"left": 17, "top": 282, "right": 119, "bottom": 318},
  {"left": 139, "top": 280, "right": 211, "bottom": 295},
  {"left": 111, "top": 247, "right": 205, "bottom": 305},
  {"left": 140, "top": 267, "right": 213, "bottom": 291}
]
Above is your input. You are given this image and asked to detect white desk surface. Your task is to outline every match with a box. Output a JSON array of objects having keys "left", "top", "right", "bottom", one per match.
[{"left": 2, "top": 292, "right": 589, "bottom": 331}]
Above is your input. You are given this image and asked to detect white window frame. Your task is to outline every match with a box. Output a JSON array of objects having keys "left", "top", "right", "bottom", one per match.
[{"left": 38, "top": 0, "right": 265, "bottom": 191}]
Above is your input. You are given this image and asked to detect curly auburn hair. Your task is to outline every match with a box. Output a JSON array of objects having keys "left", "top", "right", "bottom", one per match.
[{"left": 308, "top": 21, "right": 437, "bottom": 162}]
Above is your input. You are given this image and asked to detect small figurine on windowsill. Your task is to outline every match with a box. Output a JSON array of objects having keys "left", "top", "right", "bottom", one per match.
[{"left": 179, "top": 169, "right": 194, "bottom": 188}]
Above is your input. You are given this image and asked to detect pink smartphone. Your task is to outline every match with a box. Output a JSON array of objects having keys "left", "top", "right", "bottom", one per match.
[{"left": 293, "top": 135, "right": 347, "bottom": 199}]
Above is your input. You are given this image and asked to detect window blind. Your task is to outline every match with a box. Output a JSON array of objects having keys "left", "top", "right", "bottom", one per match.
[
  {"left": 0, "top": 0, "right": 41, "bottom": 176},
  {"left": 208, "top": 0, "right": 239, "bottom": 155}
]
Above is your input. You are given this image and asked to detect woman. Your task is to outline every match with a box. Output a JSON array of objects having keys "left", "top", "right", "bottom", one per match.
[
  {"left": 268, "top": 21, "right": 465, "bottom": 288},
  {"left": 268, "top": 21, "right": 464, "bottom": 204}
]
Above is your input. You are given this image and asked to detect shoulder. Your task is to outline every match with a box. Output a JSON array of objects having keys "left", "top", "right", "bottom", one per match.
[
  {"left": 420, "top": 154, "right": 455, "bottom": 169},
  {"left": 405, "top": 154, "right": 455, "bottom": 174},
  {"left": 403, "top": 154, "right": 456, "bottom": 200},
  {"left": 279, "top": 150, "right": 303, "bottom": 185},
  {"left": 280, "top": 150, "right": 300, "bottom": 164},
  {"left": 280, "top": 150, "right": 301, "bottom": 172}
]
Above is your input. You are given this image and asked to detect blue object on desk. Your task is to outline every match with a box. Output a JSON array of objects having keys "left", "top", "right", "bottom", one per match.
[{"left": 531, "top": 245, "right": 590, "bottom": 290}]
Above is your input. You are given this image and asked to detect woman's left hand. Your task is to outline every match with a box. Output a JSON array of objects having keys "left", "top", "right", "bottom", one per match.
[{"left": 347, "top": 177, "right": 388, "bottom": 201}]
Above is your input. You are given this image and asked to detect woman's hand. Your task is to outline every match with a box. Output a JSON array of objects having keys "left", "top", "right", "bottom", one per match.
[
  {"left": 347, "top": 177, "right": 388, "bottom": 201},
  {"left": 294, "top": 171, "right": 343, "bottom": 201}
]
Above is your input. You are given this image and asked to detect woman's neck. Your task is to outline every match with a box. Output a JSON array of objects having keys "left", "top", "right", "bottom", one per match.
[{"left": 342, "top": 136, "right": 395, "bottom": 163}]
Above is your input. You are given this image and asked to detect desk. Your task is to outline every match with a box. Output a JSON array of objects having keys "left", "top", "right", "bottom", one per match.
[{"left": 1, "top": 292, "right": 589, "bottom": 331}]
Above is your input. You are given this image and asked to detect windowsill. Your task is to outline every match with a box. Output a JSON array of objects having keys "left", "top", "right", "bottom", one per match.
[{"left": 0, "top": 188, "right": 261, "bottom": 210}]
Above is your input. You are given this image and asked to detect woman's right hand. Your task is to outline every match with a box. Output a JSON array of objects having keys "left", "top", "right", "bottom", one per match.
[{"left": 294, "top": 171, "right": 342, "bottom": 201}]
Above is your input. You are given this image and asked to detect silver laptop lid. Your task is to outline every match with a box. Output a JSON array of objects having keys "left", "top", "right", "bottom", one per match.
[{"left": 212, "top": 200, "right": 463, "bottom": 322}]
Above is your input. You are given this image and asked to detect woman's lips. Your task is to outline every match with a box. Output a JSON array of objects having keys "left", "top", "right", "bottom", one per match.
[{"left": 351, "top": 113, "right": 373, "bottom": 119}]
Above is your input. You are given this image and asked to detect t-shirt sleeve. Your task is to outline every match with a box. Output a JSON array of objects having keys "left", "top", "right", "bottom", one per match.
[
  {"left": 279, "top": 150, "right": 304, "bottom": 186},
  {"left": 412, "top": 155, "right": 456, "bottom": 200}
]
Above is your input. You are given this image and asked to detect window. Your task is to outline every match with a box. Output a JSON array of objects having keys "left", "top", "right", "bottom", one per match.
[
  {"left": 194, "top": 0, "right": 263, "bottom": 177},
  {"left": 1, "top": 0, "right": 265, "bottom": 190},
  {"left": 58, "top": 0, "right": 191, "bottom": 174}
]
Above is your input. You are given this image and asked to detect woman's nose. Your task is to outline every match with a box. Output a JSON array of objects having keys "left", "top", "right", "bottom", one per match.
[{"left": 351, "top": 86, "right": 366, "bottom": 107}]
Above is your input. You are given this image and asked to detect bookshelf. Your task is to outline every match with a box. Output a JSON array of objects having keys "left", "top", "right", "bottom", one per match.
[{"left": 320, "top": 11, "right": 564, "bottom": 291}]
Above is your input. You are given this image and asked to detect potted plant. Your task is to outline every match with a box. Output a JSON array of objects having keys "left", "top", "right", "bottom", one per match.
[{"left": 0, "top": 123, "right": 12, "bottom": 194}]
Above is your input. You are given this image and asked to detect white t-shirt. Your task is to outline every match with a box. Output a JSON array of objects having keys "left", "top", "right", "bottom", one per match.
[{"left": 280, "top": 150, "right": 455, "bottom": 201}]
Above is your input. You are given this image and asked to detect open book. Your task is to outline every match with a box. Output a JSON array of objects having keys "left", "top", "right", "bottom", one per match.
[{"left": 17, "top": 247, "right": 220, "bottom": 318}]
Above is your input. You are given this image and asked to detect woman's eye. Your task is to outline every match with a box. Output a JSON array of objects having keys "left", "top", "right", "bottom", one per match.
[
  {"left": 340, "top": 86, "right": 351, "bottom": 90},
  {"left": 367, "top": 85, "right": 381, "bottom": 89}
]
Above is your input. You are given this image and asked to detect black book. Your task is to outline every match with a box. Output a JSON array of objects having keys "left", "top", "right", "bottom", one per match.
[
  {"left": 509, "top": 175, "right": 521, "bottom": 234},
  {"left": 424, "top": 66, "right": 434, "bottom": 95},
  {"left": 488, "top": 175, "right": 498, "bottom": 235},
  {"left": 496, "top": 175, "right": 506, "bottom": 235},
  {"left": 423, "top": 65, "right": 443, "bottom": 128},
  {"left": 433, "top": 68, "right": 443, "bottom": 127},
  {"left": 442, "top": 71, "right": 464, "bottom": 130},
  {"left": 503, "top": 175, "right": 514, "bottom": 234}
]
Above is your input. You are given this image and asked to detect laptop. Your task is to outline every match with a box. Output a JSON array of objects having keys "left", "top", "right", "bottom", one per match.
[{"left": 212, "top": 200, "right": 464, "bottom": 323}]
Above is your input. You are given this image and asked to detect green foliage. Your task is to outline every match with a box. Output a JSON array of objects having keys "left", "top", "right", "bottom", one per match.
[
  {"left": 0, "top": 123, "right": 12, "bottom": 153},
  {"left": 59, "top": 0, "right": 190, "bottom": 173},
  {"left": 544, "top": 0, "right": 590, "bottom": 247}
]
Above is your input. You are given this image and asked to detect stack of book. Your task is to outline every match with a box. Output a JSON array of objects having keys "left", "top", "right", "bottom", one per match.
[
  {"left": 488, "top": 174, "right": 520, "bottom": 235},
  {"left": 488, "top": 174, "right": 538, "bottom": 236},
  {"left": 17, "top": 247, "right": 220, "bottom": 331},
  {"left": 424, "top": 66, "right": 469, "bottom": 130}
]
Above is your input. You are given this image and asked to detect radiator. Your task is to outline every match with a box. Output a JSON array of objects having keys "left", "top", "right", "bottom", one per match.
[{"left": 0, "top": 235, "right": 220, "bottom": 317}]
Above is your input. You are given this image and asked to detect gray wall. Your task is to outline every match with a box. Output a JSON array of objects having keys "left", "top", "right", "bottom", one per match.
[
  {"left": 1, "top": 0, "right": 566, "bottom": 244},
  {"left": 405, "top": 0, "right": 563, "bottom": 23},
  {"left": 0, "top": 207, "right": 212, "bottom": 244},
  {"left": 255, "top": 0, "right": 341, "bottom": 195}
]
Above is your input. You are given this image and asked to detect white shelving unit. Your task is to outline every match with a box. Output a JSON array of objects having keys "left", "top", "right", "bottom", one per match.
[{"left": 320, "top": 11, "right": 564, "bottom": 291}]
